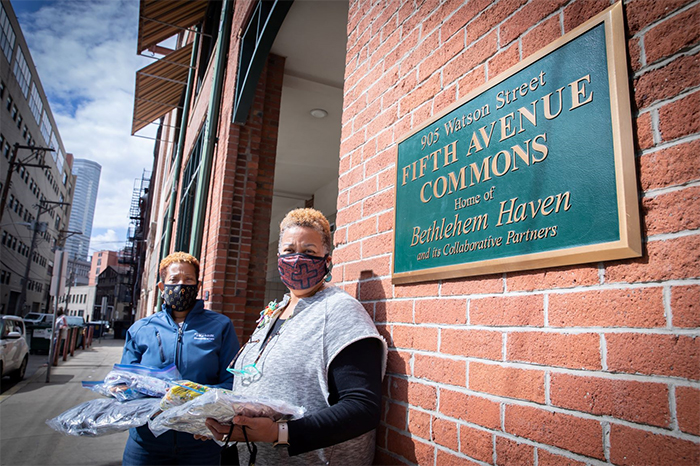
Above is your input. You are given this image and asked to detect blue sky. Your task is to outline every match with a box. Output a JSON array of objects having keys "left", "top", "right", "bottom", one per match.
[{"left": 10, "top": 0, "right": 157, "bottom": 256}]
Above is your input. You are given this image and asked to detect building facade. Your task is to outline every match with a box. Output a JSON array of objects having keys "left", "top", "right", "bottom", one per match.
[
  {"left": 59, "top": 284, "right": 95, "bottom": 320},
  {"left": 67, "top": 257, "right": 91, "bottom": 286},
  {"left": 0, "top": 0, "right": 74, "bottom": 316},
  {"left": 94, "top": 265, "right": 131, "bottom": 323},
  {"left": 134, "top": 0, "right": 699, "bottom": 464},
  {"left": 64, "top": 158, "right": 101, "bottom": 261},
  {"left": 89, "top": 249, "right": 118, "bottom": 286}
]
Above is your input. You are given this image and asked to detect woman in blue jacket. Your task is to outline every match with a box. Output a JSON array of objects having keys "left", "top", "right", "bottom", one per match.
[{"left": 121, "top": 251, "right": 239, "bottom": 466}]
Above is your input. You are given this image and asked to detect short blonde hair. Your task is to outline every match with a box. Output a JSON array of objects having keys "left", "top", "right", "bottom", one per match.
[
  {"left": 159, "top": 252, "right": 200, "bottom": 281},
  {"left": 279, "top": 208, "right": 332, "bottom": 254}
]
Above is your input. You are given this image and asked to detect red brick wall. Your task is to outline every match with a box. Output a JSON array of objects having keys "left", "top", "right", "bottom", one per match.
[{"left": 337, "top": 0, "right": 700, "bottom": 464}]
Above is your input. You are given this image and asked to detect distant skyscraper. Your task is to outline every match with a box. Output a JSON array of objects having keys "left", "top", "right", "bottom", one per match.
[{"left": 65, "top": 159, "right": 101, "bottom": 261}]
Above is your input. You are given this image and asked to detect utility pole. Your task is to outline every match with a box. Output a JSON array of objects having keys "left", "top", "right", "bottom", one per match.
[
  {"left": 0, "top": 143, "right": 52, "bottom": 224},
  {"left": 15, "top": 200, "right": 70, "bottom": 316},
  {"left": 46, "top": 248, "right": 67, "bottom": 384},
  {"left": 58, "top": 230, "right": 82, "bottom": 314}
]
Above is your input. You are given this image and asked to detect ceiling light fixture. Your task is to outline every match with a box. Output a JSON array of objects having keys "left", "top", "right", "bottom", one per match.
[{"left": 310, "top": 108, "right": 328, "bottom": 118}]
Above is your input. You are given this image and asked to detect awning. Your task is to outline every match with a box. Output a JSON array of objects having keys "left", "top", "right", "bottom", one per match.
[
  {"left": 131, "top": 42, "right": 193, "bottom": 135},
  {"left": 137, "top": 0, "right": 208, "bottom": 54}
]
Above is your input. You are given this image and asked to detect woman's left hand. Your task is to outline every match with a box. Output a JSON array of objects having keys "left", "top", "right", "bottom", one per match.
[{"left": 205, "top": 416, "right": 278, "bottom": 444}]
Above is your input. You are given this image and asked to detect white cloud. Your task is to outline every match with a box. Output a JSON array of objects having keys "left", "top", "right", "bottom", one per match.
[
  {"left": 88, "top": 228, "right": 121, "bottom": 255},
  {"left": 15, "top": 0, "right": 157, "bottom": 250}
]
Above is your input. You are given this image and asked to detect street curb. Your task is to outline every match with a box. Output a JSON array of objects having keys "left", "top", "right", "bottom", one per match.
[{"left": 0, "top": 363, "right": 48, "bottom": 404}]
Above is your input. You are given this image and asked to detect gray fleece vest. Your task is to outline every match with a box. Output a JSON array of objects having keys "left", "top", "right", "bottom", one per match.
[{"left": 232, "top": 286, "right": 387, "bottom": 465}]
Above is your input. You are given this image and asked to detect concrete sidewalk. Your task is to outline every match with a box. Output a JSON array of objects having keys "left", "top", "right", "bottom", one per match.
[{"left": 0, "top": 336, "right": 127, "bottom": 466}]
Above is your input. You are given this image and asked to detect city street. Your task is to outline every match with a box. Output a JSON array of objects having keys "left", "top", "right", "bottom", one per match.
[
  {"left": 0, "top": 335, "right": 127, "bottom": 466},
  {"left": 0, "top": 349, "right": 48, "bottom": 395}
]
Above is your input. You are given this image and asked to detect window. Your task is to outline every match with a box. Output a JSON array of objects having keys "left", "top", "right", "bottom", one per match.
[
  {"left": 28, "top": 83, "right": 42, "bottom": 123},
  {"left": 232, "top": 1, "right": 292, "bottom": 123},
  {"left": 0, "top": 4, "right": 15, "bottom": 63},
  {"left": 0, "top": 80, "right": 4, "bottom": 98},
  {"left": 40, "top": 110, "right": 52, "bottom": 144},
  {"left": 12, "top": 47, "right": 31, "bottom": 97},
  {"left": 10, "top": 103, "right": 17, "bottom": 120},
  {"left": 56, "top": 148, "right": 65, "bottom": 173},
  {"left": 1, "top": 230, "right": 6, "bottom": 245},
  {"left": 16, "top": 113, "right": 21, "bottom": 129},
  {"left": 5, "top": 94, "right": 11, "bottom": 110},
  {"left": 97, "top": 258, "right": 101, "bottom": 265},
  {"left": 175, "top": 130, "right": 205, "bottom": 251}
]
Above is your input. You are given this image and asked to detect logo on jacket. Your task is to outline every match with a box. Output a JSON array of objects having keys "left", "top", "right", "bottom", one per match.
[{"left": 194, "top": 332, "right": 215, "bottom": 341}]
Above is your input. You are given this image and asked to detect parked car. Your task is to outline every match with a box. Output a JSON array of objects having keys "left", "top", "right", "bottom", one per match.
[
  {"left": 0, "top": 315, "right": 29, "bottom": 381},
  {"left": 23, "top": 313, "right": 53, "bottom": 325}
]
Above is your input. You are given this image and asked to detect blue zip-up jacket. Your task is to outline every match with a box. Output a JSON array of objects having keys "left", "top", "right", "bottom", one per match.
[
  {"left": 120, "top": 300, "right": 239, "bottom": 457},
  {"left": 121, "top": 300, "right": 239, "bottom": 387}
]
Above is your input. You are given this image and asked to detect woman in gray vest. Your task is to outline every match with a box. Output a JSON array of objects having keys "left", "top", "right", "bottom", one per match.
[{"left": 205, "top": 208, "right": 387, "bottom": 465}]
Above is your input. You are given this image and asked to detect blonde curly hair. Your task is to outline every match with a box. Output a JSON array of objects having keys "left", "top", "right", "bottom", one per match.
[
  {"left": 159, "top": 252, "right": 200, "bottom": 281},
  {"left": 279, "top": 208, "right": 332, "bottom": 254}
]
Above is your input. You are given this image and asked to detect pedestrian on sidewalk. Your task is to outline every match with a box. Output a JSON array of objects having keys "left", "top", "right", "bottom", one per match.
[
  {"left": 52, "top": 308, "right": 68, "bottom": 356},
  {"left": 120, "top": 251, "right": 240, "bottom": 466}
]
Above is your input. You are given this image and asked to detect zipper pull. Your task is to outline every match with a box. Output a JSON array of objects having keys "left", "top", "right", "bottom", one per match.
[
  {"left": 177, "top": 325, "right": 183, "bottom": 343},
  {"left": 156, "top": 331, "right": 165, "bottom": 363}
]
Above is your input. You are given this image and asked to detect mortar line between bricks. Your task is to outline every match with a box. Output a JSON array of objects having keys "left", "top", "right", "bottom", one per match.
[
  {"left": 603, "top": 421, "right": 611, "bottom": 462},
  {"left": 385, "top": 322, "right": 700, "bottom": 334},
  {"left": 635, "top": 132, "right": 700, "bottom": 156},
  {"left": 646, "top": 228, "right": 700, "bottom": 242},
  {"left": 669, "top": 384, "right": 679, "bottom": 430},
  {"left": 390, "top": 364, "right": 700, "bottom": 388},
  {"left": 362, "top": 279, "right": 700, "bottom": 303},
  {"left": 663, "top": 284, "right": 673, "bottom": 327},
  {"left": 632, "top": 43, "right": 700, "bottom": 77},
  {"left": 642, "top": 180, "right": 700, "bottom": 198},
  {"left": 636, "top": 83, "right": 700, "bottom": 114}
]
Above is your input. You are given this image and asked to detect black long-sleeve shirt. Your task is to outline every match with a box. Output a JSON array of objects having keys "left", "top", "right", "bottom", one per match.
[{"left": 286, "top": 337, "right": 384, "bottom": 456}]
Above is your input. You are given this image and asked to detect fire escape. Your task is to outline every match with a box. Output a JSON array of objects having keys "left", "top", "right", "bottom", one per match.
[{"left": 118, "top": 171, "right": 151, "bottom": 329}]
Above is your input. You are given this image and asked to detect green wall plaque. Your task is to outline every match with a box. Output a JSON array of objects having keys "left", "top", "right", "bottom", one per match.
[{"left": 393, "top": 3, "right": 640, "bottom": 284}]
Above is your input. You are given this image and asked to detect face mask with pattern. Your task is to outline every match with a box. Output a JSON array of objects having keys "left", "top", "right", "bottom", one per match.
[
  {"left": 162, "top": 284, "right": 198, "bottom": 313},
  {"left": 277, "top": 253, "right": 329, "bottom": 290}
]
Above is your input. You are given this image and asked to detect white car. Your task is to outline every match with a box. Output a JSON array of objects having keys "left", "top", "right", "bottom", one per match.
[
  {"left": 23, "top": 312, "right": 53, "bottom": 325},
  {"left": 0, "top": 316, "right": 30, "bottom": 382}
]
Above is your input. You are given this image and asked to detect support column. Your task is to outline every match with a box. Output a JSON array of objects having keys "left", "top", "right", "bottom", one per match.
[{"left": 200, "top": 53, "right": 285, "bottom": 342}]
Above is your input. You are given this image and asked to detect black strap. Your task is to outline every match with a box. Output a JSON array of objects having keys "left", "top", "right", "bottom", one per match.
[
  {"left": 241, "top": 425, "right": 257, "bottom": 466},
  {"left": 222, "top": 423, "right": 235, "bottom": 449}
]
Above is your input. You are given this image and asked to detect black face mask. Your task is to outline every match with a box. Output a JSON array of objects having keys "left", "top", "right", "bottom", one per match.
[{"left": 162, "top": 284, "right": 198, "bottom": 313}]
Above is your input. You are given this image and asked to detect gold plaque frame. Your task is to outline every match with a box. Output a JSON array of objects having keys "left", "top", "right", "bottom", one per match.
[{"left": 391, "top": 2, "right": 641, "bottom": 284}]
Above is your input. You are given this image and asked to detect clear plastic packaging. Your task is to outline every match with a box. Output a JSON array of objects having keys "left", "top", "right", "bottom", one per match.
[
  {"left": 148, "top": 388, "right": 305, "bottom": 444},
  {"left": 46, "top": 397, "right": 161, "bottom": 437},
  {"left": 160, "top": 380, "right": 211, "bottom": 410},
  {"left": 81, "top": 380, "right": 145, "bottom": 402},
  {"left": 102, "top": 363, "right": 181, "bottom": 398}
]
